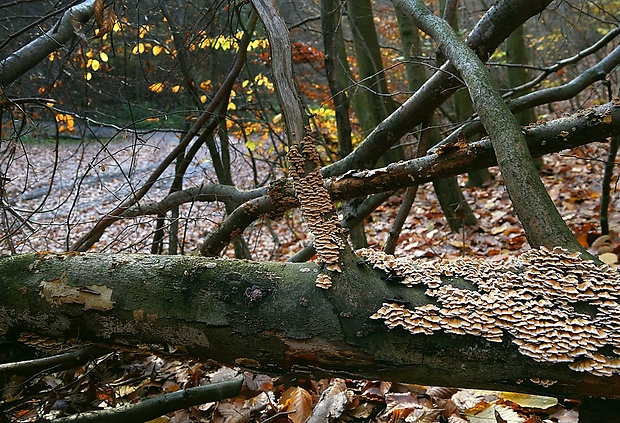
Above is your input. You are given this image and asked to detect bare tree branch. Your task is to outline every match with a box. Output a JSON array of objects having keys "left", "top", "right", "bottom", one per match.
[
  {"left": 0, "top": 0, "right": 96, "bottom": 86},
  {"left": 436, "top": 44, "right": 620, "bottom": 150},
  {"left": 200, "top": 101, "right": 620, "bottom": 256}
]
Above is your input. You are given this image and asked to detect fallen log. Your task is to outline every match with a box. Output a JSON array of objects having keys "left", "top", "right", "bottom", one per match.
[{"left": 1, "top": 250, "right": 619, "bottom": 401}]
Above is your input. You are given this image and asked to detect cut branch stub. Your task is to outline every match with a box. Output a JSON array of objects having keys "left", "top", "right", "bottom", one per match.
[
  {"left": 359, "top": 247, "right": 620, "bottom": 377},
  {"left": 288, "top": 131, "right": 346, "bottom": 288}
]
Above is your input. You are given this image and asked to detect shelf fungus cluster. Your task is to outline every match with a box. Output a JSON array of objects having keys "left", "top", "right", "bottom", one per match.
[
  {"left": 288, "top": 131, "right": 344, "bottom": 289},
  {"left": 358, "top": 247, "right": 620, "bottom": 377}
]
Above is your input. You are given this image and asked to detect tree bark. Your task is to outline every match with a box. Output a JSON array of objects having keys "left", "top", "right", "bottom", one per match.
[
  {"left": 392, "top": 0, "right": 586, "bottom": 254},
  {"left": 320, "top": 0, "right": 353, "bottom": 160},
  {"left": 443, "top": 43, "right": 620, "bottom": 149},
  {"left": 0, "top": 0, "right": 96, "bottom": 86},
  {"left": 323, "top": 0, "right": 554, "bottom": 177},
  {"left": 347, "top": 0, "right": 397, "bottom": 139},
  {"left": 330, "top": 102, "right": 620, "bottom": 196},
  {"left": 1, "top": 252, "right": 619, "bottom": 400}
]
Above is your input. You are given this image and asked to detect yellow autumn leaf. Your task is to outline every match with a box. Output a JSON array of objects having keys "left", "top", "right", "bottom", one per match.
[
  {"left": 230, "top": 89, "right": 236, "bottom": 97},
  {"left": 500, "top": 392, "right": 557, "bottom": 410},
  {"left": 200, "top": 80, "right": 211, "bottom": 90},
  {"left": 200, "top": 95, "right": 207, "bottom": 103},
  {"left": 149, "top": 83, "right": 164, "bottom": 93},
  {"left": 465, "top": 403, "right": 524, "bottom": 423},
  {"left": 99, "top": 51, "right": 108, "bottom": 62},
  {"left": 90, "top": 59, "right": 100, "bottom": 71},
  {"left": 139, "top": 25, "right": 149, "bottom": 38},
  {"left": 227, "top": 101, "right": 236, "bottom": 111},
  {"left": 48, "top": 53, "right": 55, "bottom": 62},
  {"left": 245, "top": 140, "right": 257, "bottom": 150},
  {"left": 85, "top": 72, "right": 92, "bottom": 81},
  {"left": 171, "top": 85, "right": 182, "bottom": 93},
  {"left": 132, "top": 43, "right": 146, "bottom": 55},
  {"left": 113, "top": 21, "right": 121, "bottom": 32},
  {"left": 152, "top": 45, "right": 163, "bottom": 56},
  {"left": 55, "top": 114, "right": 75, "bottom": 132}
]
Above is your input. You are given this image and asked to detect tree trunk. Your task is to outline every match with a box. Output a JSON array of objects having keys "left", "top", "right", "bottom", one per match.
[
  {"left": 347, "top": 0, "right": 396, "bottom": 137},
  {"left": 323, "top": 0, "right": 554, "bottom": 177},
  {"left": 394, "top": 10, "right": 477, "bottom": 234},
  {"left": 392, "top": 0, "right": 586, "bottom": 255},
  {"left": 347, "top": 0, "right": 402, "bottom": 167},
  {"left": 1, "top": 252, "right": 620, "bottom": 400},
  {"left": 506, "top": 25, "right": 544, "bottom": 169},
  {"left": 320, "top": 0, "right": 354, "bottom": 160}
]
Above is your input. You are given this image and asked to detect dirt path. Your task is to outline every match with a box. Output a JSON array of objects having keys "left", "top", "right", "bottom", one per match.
[{"left": 1, "top": 129, "right": 254, "bottom": 254}]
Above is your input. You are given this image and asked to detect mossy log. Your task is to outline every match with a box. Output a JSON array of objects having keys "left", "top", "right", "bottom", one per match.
[{"left": 1, "top": 251, "right": 619, "bottom": 400}]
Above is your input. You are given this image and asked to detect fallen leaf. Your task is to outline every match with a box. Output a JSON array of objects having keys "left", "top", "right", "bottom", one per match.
[
  {"left": 278, "top": 386, "right": 313, "bottom": 423},
  {"left": 599, "top": 252, "right": 618, "bottom": 264},
  {"left": 500, "top": 392, "right": 557, "bottom": 409}
]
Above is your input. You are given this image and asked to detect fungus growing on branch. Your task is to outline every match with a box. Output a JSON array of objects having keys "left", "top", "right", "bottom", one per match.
[
  {"left": 288, "top": 129, "right": 346, "bottom": 288},
  {"left": 360, "top": 247, "right": 620, "bottom": 376}
]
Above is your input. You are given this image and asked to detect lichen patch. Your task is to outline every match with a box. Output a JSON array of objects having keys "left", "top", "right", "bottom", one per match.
[{"left": 359, "top": 247, "right": 620, "bottom": 377}]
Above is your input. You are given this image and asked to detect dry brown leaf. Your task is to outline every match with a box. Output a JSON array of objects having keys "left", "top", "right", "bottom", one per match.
[
  {"left": 599, "top": 252, "right": 618, "bottom": 264},
  {"left": 215, "top": 397, "right": 250, "bottom": 423},
  {"left": 94, "top": 0, "right": 105, "bottom": 28},
  {"left": 278, "top": 386, "right": 313, "bottom": 423},
  {"left": 244, "top": 373, "right": 273, "bottom": 391},
  {"left": 547, "top": 408, "right": 579, "bottom": 423},
  {"left": 426, "top": 386, "right": 459, "bottom": 399},
  {"left": 94, "top": 0, "right": 117, "bottom": 37}
]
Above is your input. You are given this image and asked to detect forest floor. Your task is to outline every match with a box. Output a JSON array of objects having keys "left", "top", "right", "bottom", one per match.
[{"left": 2, "top": 128, "right": 619, "bottom": 422}]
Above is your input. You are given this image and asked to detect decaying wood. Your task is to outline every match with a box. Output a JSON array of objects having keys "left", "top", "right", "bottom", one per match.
[{"left": 2, "top": 252, "right": 619, "bottom": 400}]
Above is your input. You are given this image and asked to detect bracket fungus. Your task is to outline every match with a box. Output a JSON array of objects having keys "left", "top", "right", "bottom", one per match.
[
  {"left": 358, "top": 247, "right": 620, "bottom": 377},
  {"left": 288, "top": 130, "right": 345, "bottom": 288}
]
